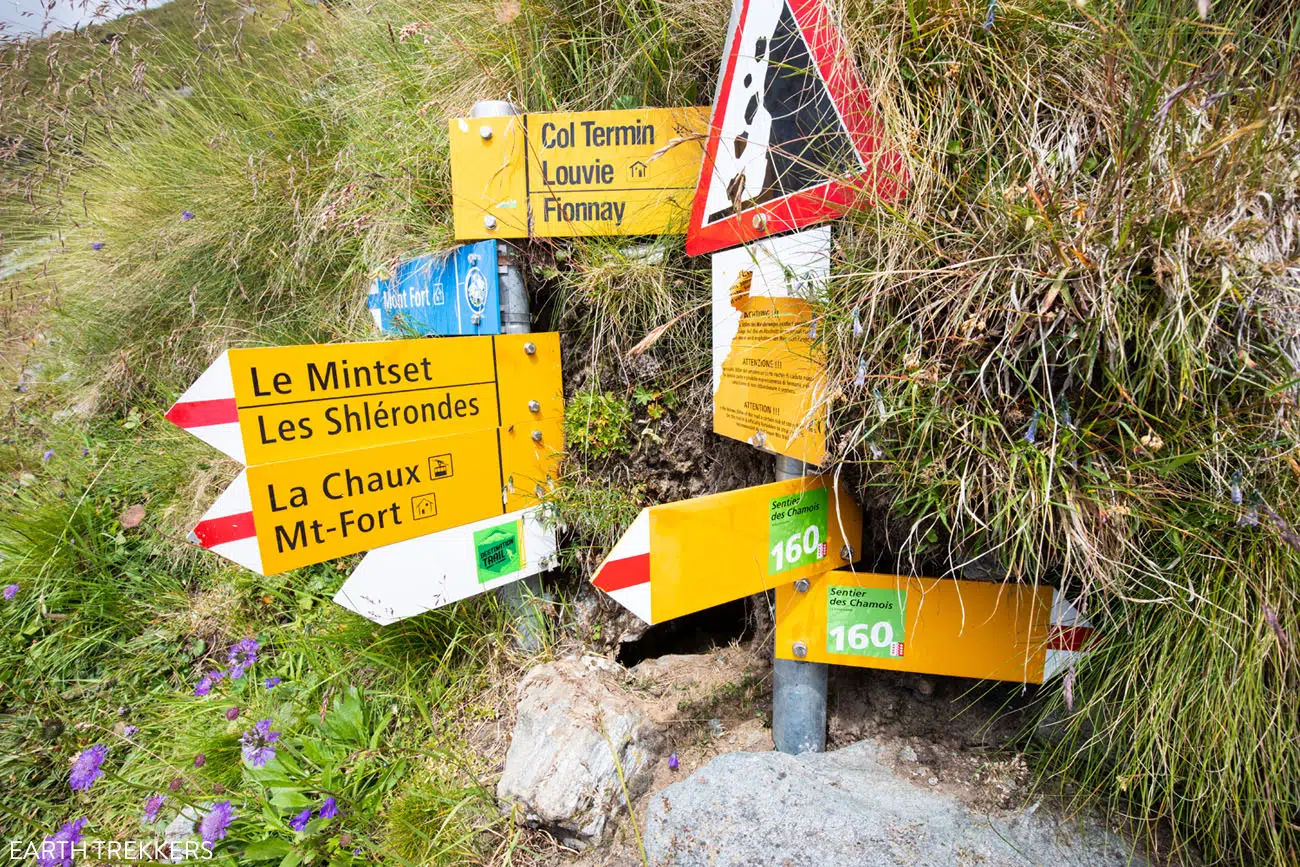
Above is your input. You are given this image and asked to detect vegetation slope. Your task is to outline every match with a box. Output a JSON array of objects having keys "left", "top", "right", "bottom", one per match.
[{"left": 1, "top": 1, "right": 1297, "bottom": 865}]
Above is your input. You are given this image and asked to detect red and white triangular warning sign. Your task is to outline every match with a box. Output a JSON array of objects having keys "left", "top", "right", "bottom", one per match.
[{"left": 686, "top": 0, "right": 907, "bottom": 256}]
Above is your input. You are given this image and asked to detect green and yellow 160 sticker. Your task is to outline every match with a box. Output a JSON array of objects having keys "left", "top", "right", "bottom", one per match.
[
  {"left": 768, "top": 489, "right": 828, "bottom": 574},
  {"left": 826, "top": 585, "right": 907, "bottom": 658}
]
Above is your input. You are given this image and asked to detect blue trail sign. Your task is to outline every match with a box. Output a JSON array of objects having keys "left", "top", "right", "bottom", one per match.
[{"left": 368, "top": 241, "right": 501, "bottom": 336}]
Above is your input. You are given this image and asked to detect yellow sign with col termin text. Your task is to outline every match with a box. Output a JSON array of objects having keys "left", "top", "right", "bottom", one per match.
[{"left": 449, "top": 107, "right": 708, "bottom": 239}]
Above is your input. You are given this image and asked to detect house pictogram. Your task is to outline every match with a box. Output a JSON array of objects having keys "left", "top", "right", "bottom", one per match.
[
  {"left": 628, "top": 160, "right": 648, "bottom": 180},
  {"left": 410, "top": 493, "right": 438, "bottom": 521}
]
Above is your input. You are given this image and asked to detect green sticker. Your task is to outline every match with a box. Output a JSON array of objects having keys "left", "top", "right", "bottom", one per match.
[
  {"left": 474, "top": 521, "right": 522, "bottom": 583},
  {"left": 826, "top": 586, "right": 907, "bottom": 659},
  {"left": 768, "top": 488, "right": 829, "bottom": 575}
]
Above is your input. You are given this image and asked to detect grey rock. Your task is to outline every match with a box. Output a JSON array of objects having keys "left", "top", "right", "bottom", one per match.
[
  {"left": 644, "top": 741, "right": 1148, "bottom": 867},
  {"left": 161, "top": 805, "right": 201, "bottom": 863},
  {"left": 498, "top": 655, "right": 662, "bottom": 849}
]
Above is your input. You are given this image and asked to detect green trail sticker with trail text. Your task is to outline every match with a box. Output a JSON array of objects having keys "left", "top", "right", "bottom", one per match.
[
  {"left": 474, "top": 520, "right": 523, "bottom": 582},
  {"left": 768, "top": 488, "right": 828, "bottom": 574},
  {"left": 826, "top": 585, "right": 907, "bottom": 658}
]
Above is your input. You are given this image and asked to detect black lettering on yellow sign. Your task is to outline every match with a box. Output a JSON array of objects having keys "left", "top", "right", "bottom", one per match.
[
  {"left": 225, "top": 334, "right": 561, "bottom": 467},
  {"left": 247, "top": 418, "right": 563, "bottom": 575}
]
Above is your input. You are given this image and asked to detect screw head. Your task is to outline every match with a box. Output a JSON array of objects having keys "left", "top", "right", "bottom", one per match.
[
  {"left": 483, "top": 215, "right": 498, "bottom": 230},
  {"left": 752, "top": 212, "right": 767, "bottom": 230},
  {"left": 479, "top": 124, "right": 494, "bottom": 140},
  {"left": 530, "top": 429, "right": 543, "bottom": 443},
  {"left": 792, "top": 641, "right": 808, "bottom": 659},
  {"left": 794, "top": 578, "right": 810, "bottom": 594},
  {"left": 528, "top": 399, "right": 541, "bottom": 413},
  {"left": 840, "top": 545, "right": 854, "bottom": 561},
  {"left": 523, "top": 341, "right": 536, "bottom": 355}
]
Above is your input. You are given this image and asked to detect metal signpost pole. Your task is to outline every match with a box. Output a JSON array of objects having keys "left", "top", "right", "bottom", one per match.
[
  {"left": 772, "top": 454, "right": 828, "bottom": 754},
  {"left": 470, "top": 99, "right": 548, "bottom": 653}
]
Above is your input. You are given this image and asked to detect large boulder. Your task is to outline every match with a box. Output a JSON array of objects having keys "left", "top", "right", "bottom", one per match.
[
  {"left": 498, "top": 655, "right": 663, "bottom": 848},
  {"left": 644, "top": 741, "right": 1149, "bottom": 867}
]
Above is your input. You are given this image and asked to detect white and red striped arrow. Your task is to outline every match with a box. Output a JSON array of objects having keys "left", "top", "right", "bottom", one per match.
[
  {"left": 165, "top": 351, "right": 244, "bottom": 463},
  {"left": 189, "top": 469, "right": 261, "bottom": 573},
  {"left": 591, "top": 510, "right": 651, "bottom": 623},
  {"left": 1043, "top": 591, "right": 1095, "bottom": 680}
]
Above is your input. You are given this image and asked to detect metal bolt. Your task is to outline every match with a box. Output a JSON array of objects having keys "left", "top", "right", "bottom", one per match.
[
  {"left": 794, "top": 578, "right": 810, "bottom": 594},
  {"left": 792, "top": 641, "right": 808, "bottom": 659},
  {"left": 479, "top": 124, "right": 494, "bottom": 140},
  {"left": 752, "top": 212, "right": 767, "bottom": 230},
  {"left": 530, "top": 429, "right": 543, "bottom": 443},
  {"left": 483, "top": 215, "right": 498, "bottom": 230},
  {"left": 523, "top": 341, "right": 536, "bottom": 355},
  {"left": 840, "top": 545, "right": 854, "bottom": 561},
  {"left": 528, "top": 400, "right": 541, "bottom": 413}
]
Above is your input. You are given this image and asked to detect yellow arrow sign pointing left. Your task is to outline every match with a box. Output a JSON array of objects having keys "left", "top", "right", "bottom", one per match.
[{"left": 591, "top": 476, "right": 863, "bottom": 625}]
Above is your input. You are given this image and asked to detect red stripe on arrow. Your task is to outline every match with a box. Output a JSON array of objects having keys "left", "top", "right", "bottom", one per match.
[
  {"left": 593, "top": 553, "right": 650, "bottom": 592},
  {"left": 1048, "top": 625, "right": 1095, "bottom": 652},
  {"left": 194, "top": 511, "right": 256, "bottom": 548},
  {"left": 166, "top": 398, "right": 239, "bottom": 429}
]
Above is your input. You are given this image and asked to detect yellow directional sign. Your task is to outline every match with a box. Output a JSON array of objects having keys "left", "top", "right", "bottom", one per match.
[
  {"left": 592, "top": 476, "right": 862, "bottom": 625},
  {"left": 775, "top": 571, "right": 1086, "bottom": 683},
  {"left": 450, "top": 107, "right": 709, "bottom": 240},
  {"left": 168, "top": 333, "right": 562, "bottom": 467},
  {"left": 244, "top": 419, "right": 562, "bottom": 575}
]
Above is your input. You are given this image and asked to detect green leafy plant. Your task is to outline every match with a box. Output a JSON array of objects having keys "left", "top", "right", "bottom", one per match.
[{"left": 564, "top": 391, "right": 633, "bottom": 460}]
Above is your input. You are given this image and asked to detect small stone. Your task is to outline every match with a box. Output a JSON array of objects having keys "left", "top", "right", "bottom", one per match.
[
  {"left": 900, "top": 745, "right": 918, "bottom": 763},
  {"left": 928, "top": 776, "right": 939, "bottom": 786},
  {"left": 707, "top": 718, "right": 724, "bottom": 737},
  {"left": 119, "top": 504, "right": 146, "bottom": 529}
]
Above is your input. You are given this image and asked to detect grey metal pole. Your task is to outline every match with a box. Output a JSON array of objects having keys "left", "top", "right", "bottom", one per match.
[
  {"left": 471, "top": 99, "right": 547, "bottom": 653},
  {"left": 772, "top": 454, "right": 829, "bottom": 754}
]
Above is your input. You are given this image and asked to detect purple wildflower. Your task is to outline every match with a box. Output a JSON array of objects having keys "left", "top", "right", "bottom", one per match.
[
  {"left": 193, "top": 673, "right": 215, "bottom": 697},
  {"left": 264, "top": 677, "right": 282, "bottom": 689},
  {"left": 193, "top": 753, "right": 206, "bottom": 768},
  {"left": 4, "top": 583, "right": 18, "bottom": 600},
  {"left": 69, "top": 744, "right": 108, "bottom": 792},
  {"left": 90, "top": 242, "right": 104, "bottom": 251},
  {"left": 227, "top": 637, "right": 258, "bottom": 680},
  {"left": 43, "top": 449, "right": 54, "bottom": 461},
  {"left": 122, "top": 725, "right": 138, "bottom": 739},
  {"left": 143, "top": 793, "right": 166, "bottom": 824},
  {"left": 198, "top": 801, "right": 234, "bottom": 845},
  {"left": 37, "top": 817, "right": 86, "bottom": 867},
  {"left": 81, "top": 448, "right": 89, "bottom": 457},
  {"left": 225, "top": 706, "right": 240, "bottom": 721},
  {"left": 668, "top": 753, "right": 679, "bottom": 771},
  {"left": 181, "top": 211, "right": 195, "bottom": 221},
  {"left": 318, "top": 797, "right": 338, "bottom": 820},
  {"left": 289, "top": 808, "right": 311, "bottom": 832},
  {"left": 240, "top": 718, "right": 280, "bottom": 768},
  {"left": 168, "top": 777, "right": 183, "bottom": 792}
]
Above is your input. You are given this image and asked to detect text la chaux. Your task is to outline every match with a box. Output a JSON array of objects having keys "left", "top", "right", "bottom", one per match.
[{"left": 267, "top": 462, "right": 425, "bottom": 513}]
